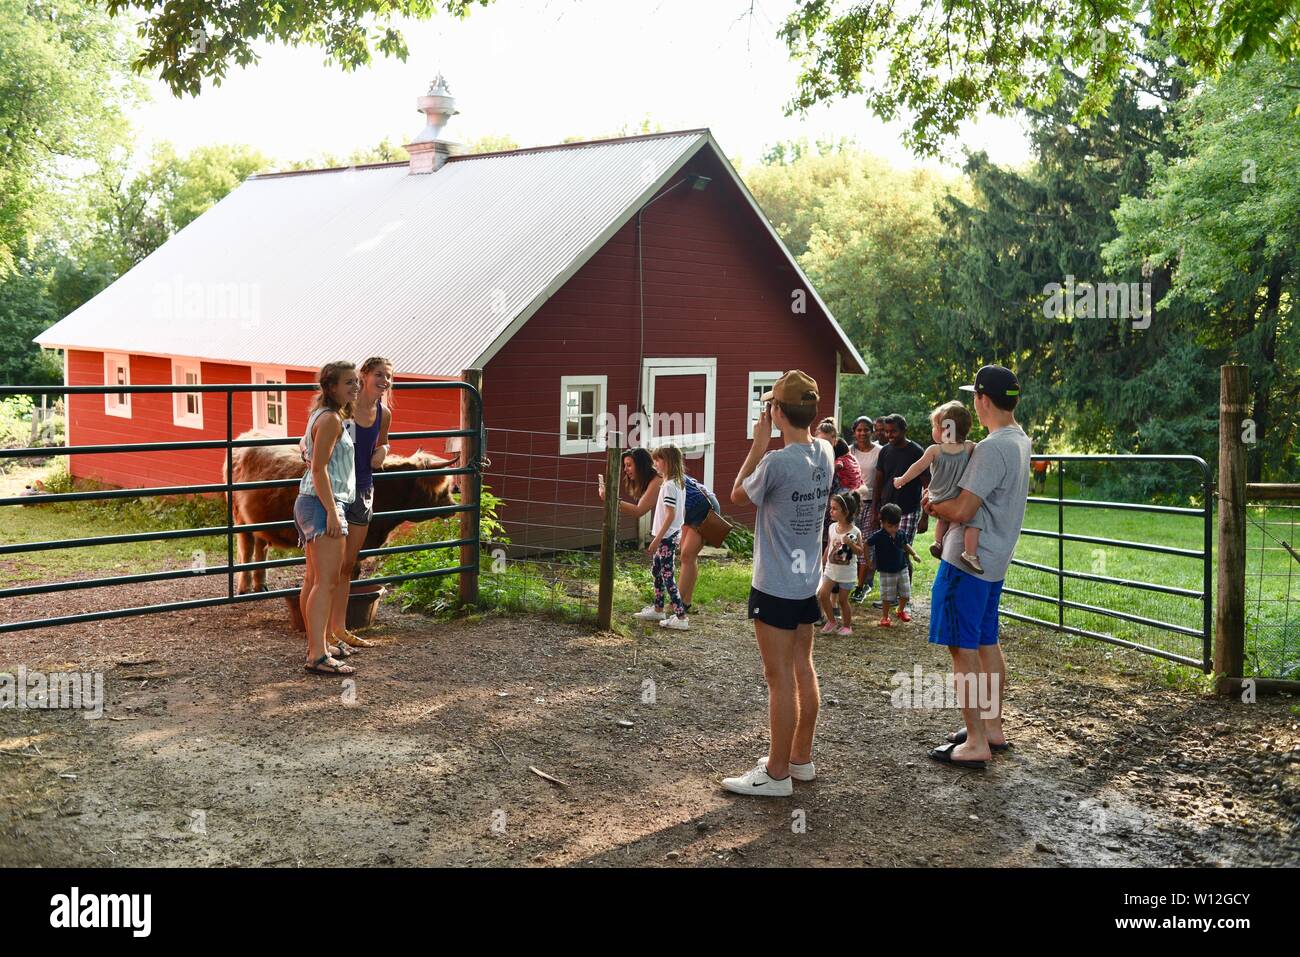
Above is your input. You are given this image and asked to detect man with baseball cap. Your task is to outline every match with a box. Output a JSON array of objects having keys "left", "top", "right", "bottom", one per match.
[
  {"left": 722, "top": 370, "right": 834, "bottom": 797},
  {"left": 923, "top": 365, "right": 1031, "bottom": 769}
]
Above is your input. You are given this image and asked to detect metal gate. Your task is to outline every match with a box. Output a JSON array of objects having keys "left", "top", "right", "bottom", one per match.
[
  {"left": 1000, "top": 454, "right": 1214, "bottom": 671},
  {"left": 0, "top": 380, "right": 482, "bottom": 634}
]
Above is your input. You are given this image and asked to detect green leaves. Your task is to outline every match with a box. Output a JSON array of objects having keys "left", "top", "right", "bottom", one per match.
[
  {"left": 102, "top": 0, "right": 495, "bottom": 98},
  {"left": 778, "top": 0, "right": 1299, "bottom": 156},
  {"left": 1106, "top": 54, "right": 1300, "bottom": 480}
]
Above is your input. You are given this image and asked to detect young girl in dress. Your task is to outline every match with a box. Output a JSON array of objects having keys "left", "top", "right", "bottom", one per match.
[
  {"left": 817, "top": 491, "right": 864, "bottom": 635},
  {"left": 893, "top": 399, "right": 983, "bottom": 573},
  {"left": 634, "top": 446, "right": 689, "bottom": 629}
]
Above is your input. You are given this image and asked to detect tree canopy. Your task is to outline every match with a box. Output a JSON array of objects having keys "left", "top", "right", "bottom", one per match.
[
  {"left": 779, "top": 0, "right": 1300, "bottom": 155},
  {"left": 105, "top": 0, "right": 492, "bottom": 97}
]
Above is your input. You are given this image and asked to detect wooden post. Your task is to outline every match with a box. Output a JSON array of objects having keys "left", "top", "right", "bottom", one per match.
[
  {"left": 1214, "top": 364, "right": 1248, "bottom": 693},
  {"left": 597, "top": 442, "right": 621, "bottom": 630},
  {"left": 458, "top": 368, "right": 482, "bottom": 609}
]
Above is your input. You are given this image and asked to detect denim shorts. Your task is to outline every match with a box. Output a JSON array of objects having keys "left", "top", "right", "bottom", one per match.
[
  {"left": 344, "top": 486, "right": 374, "bottom": 526},
  {"left": 294, "top": 494, "right": 348, "bottom": 547}
]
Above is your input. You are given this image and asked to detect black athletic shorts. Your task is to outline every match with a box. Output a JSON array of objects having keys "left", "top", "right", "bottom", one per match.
[{"left": 747, "top": 587, "right": 821, "bottom": 631}]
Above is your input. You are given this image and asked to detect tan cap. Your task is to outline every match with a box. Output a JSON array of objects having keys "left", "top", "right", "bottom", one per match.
[{"left": 761, "top": 370, "right": 819, "bottom": 405}]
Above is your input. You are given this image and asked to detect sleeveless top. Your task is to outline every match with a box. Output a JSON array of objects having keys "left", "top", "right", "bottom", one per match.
[
  {"left": 352, "top": 398, "right": 383, "bottom": 493},
  {"left": 298, "top": 407, "right": 356, "bottom": 504},
  {"left": 928, "top": 442, "right": 976, "bottom": 504}
]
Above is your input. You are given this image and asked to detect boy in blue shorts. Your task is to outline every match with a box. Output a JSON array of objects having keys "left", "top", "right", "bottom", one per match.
[{"left": 923, "top": 365, "right": 1031, "bottom": 770}]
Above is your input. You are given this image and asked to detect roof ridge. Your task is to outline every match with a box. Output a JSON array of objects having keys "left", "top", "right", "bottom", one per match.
[
  {"left": 249, "top": 160, "right": 407, "bottom": 181},
  {"left": 247, "top": 129, "right": 711, "bottom": 181},
  {"left": 448, "top": 128, "right": 710, "bottom": 163}
]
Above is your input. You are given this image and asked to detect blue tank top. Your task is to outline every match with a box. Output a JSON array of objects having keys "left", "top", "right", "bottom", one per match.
[{"left": 352, "top": 398, "right": 383, "bottom": 492}]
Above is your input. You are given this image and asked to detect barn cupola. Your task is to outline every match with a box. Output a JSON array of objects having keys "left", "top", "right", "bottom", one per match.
[{"left": 405, "top": 74, "right": 459, "bottom": 174}]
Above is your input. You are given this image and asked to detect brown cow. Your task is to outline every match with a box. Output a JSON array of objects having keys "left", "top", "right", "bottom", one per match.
[{"left": 224, "top": 431, "right": 458, "bottom": 593}]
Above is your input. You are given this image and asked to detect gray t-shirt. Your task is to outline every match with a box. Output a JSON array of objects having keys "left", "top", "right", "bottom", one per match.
[
  {"left": 743, "top": 439, "right": 836, "bottom": 599},
  {"left": 941, "top": 424, "right": 1032, "bottom": 581}
]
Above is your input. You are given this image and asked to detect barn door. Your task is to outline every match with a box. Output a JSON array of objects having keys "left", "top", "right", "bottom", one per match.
[{"left": 639, "top": 358, "right": 716, "bottom": 540}]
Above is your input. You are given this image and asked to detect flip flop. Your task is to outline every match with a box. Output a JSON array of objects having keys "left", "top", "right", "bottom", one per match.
[
  {"left": 305, "top": 654, "right": 354, "bottom": 675},
  {"left": 927, "top": 743, "right": 986, "bottom": 770},
  {"left": 947, "top": 728, "right": 1011, "bottom": 751}
]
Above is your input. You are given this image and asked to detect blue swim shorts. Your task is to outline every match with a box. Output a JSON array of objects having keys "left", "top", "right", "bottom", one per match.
[{"left": 928, "top": 560, "right": 1004, "bottom": 650}]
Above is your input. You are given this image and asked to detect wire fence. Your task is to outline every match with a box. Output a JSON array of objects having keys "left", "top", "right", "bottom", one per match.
[
  {"left": 473, "top": 426, "right": 611, "bottom": 623},
  {"left": 1244, "top": 498, "right": 1300, "bottom": 679}
]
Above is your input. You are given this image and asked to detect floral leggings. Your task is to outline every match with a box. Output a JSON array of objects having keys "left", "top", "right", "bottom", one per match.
[{"left": 652, "top": 533, "right": 686, "bottom": 617}]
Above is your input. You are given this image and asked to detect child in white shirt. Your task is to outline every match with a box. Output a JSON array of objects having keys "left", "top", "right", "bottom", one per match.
[
  {"left": 633, "top": 445, "right": 690, "bottom": 629},
  {"left": 818, "top": 491, "right": 864, "bottom": 634}
]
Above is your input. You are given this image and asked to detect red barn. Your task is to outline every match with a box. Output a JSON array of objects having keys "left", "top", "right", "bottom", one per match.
[{"left": 34, "top": 81, "right": 866, "bottom": 551}]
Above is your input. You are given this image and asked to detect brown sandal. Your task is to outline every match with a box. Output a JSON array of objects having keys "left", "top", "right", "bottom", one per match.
[{"left": 333, "top": 629, "right": 375, "bottom": 648}]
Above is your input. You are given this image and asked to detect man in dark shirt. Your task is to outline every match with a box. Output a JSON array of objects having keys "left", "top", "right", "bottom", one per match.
[{"left": 870, "top": 415, "right": 928, "bottom": 607}]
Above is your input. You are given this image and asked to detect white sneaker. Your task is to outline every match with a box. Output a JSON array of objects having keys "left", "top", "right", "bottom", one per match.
[
  {"left": 720, "top": 763, "right": 794, "bottom": 797},
  {"left": 634, "top": 605, "right": 666, "bottom": 621},
  {"left": 659, "top": 614, "right": 690, "bottom": 630},
  {"left": 757, "top": 755, "right": 816, "bottom": 782}
]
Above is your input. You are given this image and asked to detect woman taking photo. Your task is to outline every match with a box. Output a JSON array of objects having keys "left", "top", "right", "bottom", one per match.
[{"left": 295, "top": 361, "right": 359, "bottom": 675}]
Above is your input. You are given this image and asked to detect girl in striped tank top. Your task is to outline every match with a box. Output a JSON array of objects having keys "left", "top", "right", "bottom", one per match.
[{"left": 295, "top": 361, "right": 360, "bottom": 675}]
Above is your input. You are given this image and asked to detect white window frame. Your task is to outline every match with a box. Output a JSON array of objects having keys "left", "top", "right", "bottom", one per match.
[
  {"left": 252, "top": 366, "right": 288, "bottom": 438},
  {"left": 104, "top": 353, "right": 131, "bottom": 418},
  {"left": 172, "top": 359, "right": 204, "bottom": 429},
  {"left": 747, "top": 371, "right": 783, "bottom": 438},
  {"left": 559, "top": 375, "right": 608, "bottom": 455}
]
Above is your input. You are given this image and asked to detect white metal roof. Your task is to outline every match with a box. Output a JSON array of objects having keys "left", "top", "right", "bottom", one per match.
[{"left": 35, "top": 130, "right": 867, "bottom": 377}]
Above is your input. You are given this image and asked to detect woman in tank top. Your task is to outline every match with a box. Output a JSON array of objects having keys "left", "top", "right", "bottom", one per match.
[
  {"left": 329, "top": 357, "right": 393, "bottom": 650},
  {"left": 295, "top": 361, "right": 360, "bottom": 674}
]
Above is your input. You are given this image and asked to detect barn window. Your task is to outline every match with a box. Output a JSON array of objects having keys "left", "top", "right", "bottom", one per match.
[
  {"left": 104, "top": 353, "right": 131, "bottom": 418},
  {"left": 559, "top": 375, "right": 607, "bottom": 455},
  {"left": 172, "top": 359, "right": 203, "bottom": 429},
  {"left": 253, "top": 367, "right": 287, "bottom": 438},
  {"left": 747, "top": 371, "right": 783, "bottom": 437}
]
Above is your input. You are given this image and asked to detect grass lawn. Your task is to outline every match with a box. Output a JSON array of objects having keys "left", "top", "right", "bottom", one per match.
[{"left": 1005, "top": 478, "right": 1299, "bottom": 679}]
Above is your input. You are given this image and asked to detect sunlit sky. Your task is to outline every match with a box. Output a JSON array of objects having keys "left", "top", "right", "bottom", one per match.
[{"left": 126, "top": 0, "right": 1032, "bottom": 172}]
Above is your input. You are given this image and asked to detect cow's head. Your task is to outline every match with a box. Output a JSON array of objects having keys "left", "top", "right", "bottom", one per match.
[{"left": 380, "top": 450, "right": 457, "bottom": 509}]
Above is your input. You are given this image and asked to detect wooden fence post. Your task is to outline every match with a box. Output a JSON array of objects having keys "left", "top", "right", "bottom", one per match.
[
  {"left": 458, "top": 368, "right": 482, "bottom": 609},
  {"left": 597, "top": 440, "right": 621, "bottom": 630},
  {"left": 1214, "top": 364, "right": 1248, "bottom": 693}
]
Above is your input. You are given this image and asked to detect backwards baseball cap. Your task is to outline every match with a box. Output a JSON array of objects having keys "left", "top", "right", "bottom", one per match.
[
  {"left": 761, "top": 370, "right": 819, "bottom": 405},
  {"left": 960, "top": 365, "right": 1020, "bottom": 400}
]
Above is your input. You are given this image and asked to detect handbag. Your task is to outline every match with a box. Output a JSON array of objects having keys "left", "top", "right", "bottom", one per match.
[{"left": 697, "top": 507, "right": 734, "bottom": 548}]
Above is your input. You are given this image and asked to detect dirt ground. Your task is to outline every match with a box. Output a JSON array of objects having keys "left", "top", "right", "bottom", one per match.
[{"left": 1, "top": 576, "right": 1297, "bottom": 868}]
